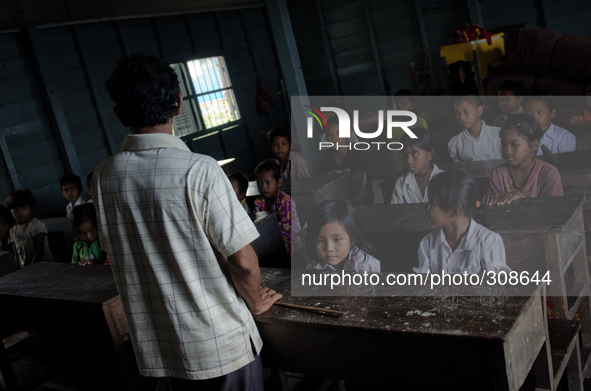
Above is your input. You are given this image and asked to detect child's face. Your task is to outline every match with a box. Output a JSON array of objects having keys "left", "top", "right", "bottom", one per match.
[
  {"left": 0, "top": 218, "right": 10, "bottom": 237},
  {"left": 61, "top": 183, "right": 80, "bottom": 204},
  {"left": 425, "top": 196, "right": 454, "bottom": 229},
  {"left": 230, "top": 178, "right": 246, "bottom": 202},
  {"left": 403, "top": 145, "right": 433, "bottom": 175},
  {"left": 394, "top": 97, "right": 415, "bottom": 111},
  {"left": 256, "top": 171, "right": 282, "bottom": 200},
  {"left": 455, "top": 100, "right": 483, "bottom": 130},
  {"left": 498, "top": 90, "right": 523, "bottom": 115},
  {"left": 11, "top": 205, "right": 33, "bottom": 224},
  {"left": 326, "top": 124, "right": 349, "bottom": 148},
  {"left": 500, "top": 128, "right": 537, "bottom": 166},
  {"left": 271, "top": 136, "right": 290, "bottom": 161},
  {"left": 526, "top": 99, "right": 555, "bottom": 132},
  {"left": 315, "top": 220, "right": 354, "bottom": 267},
  {"left": 77, "top": 221, "right": 98, "bottom": 244}
]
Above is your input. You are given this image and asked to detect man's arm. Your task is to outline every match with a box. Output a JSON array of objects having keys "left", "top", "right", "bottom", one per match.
[{"left": 227, "top": 244, "right": 282, "bottom": 315}]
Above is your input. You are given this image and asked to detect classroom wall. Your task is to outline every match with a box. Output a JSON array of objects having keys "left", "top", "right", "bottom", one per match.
[
  {"left": 0, "top": 8, "right": 288, "bottom": 217},
  {"left": 288, "top": 0, "right": 591, "bottom": 96}
]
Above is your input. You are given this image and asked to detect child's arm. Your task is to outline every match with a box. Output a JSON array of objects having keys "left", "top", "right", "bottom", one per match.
[
  {"left": 557, "top": 131, "right": 576, "bottom": 153},
  {"left": 447, "top": 137, "right": 460, "bottom": 162},
  {"left": 31, "top": 233, "right": 46, "bottom": 264},
  {"left": 71, "top": 242, "right": 80, "bottom": 264},
  {"left": 391, "top": 178, "right": 405, "bottom": 204},
  {"left": 481, "top": 232, "right": 510, "bottom": 273},
  {"left": 413, "top": 237, "right": 432, "bottom": 273}
]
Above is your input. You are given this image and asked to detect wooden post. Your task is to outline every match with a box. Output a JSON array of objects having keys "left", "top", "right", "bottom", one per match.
[
  {"left": 72, "top": 25, "right": 116, "bottom": 156},
  {"left": 22, "top": 25, "right": 82, "bottom": 177},
  {"left": 265, "top": 0, "right": 316, "bottom": 175}
]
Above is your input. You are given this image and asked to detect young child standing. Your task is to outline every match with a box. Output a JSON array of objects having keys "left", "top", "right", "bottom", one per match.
[
  {"left": 305, "top": 199, "right": 380, "bottom": 272},
  {"left": 415, "top": 169, "right": 509, "bottom": 274},
  {"left": 269, "top": 125, "right": 310, "bottom": 181},
  {"left": 71, "top": 203, "right": 107, "bottom": 265},
  {"left": 7, "top": 189, "right": 51, "bottom": 268},
  {"left": 60, "top": 173, "right": 90, "bottom": 218},
  {"left": 448, "top": 96, "right": 502, "bottom": 162},
  {"left": 494, "top": 80, "right": 526, "bottom": 127},
  {"left": 391, "top": 128, "right": 444, "bottom": 204},
  {"left": 526, "top": 94, "right": 576, "bottom": 155},
  {"left": 228, "top": 172, "right": 252, "bottom": 214},
  {"left": 484, "top": 114, "right": 564, "bottom": 206},
  {"left": 254, "top": 159, "right": 302, "bottom": 255}
]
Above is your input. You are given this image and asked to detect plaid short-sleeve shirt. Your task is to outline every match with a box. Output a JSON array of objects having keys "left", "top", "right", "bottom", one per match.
[{"left": 92, "top": 133, "right": 262, "bottom": 380}]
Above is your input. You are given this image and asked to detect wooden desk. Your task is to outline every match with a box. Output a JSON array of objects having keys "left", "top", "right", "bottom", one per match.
[
  {"left": 250, "top": 212, "right": 283, "bottom": 259},
  {"left": 39, "top": 217, "right": 76, "bottom": 263},
  {"left": 291, "top": 174, "right": 348, "bottom": 224},
  {"left": 454, "top": 151, "right": 591, "bottom": 209},
  {"left": 218, "top": 158, "right": 237, "bottom": 176},
  {"left": 257, "top": 268, "right": 548, "bottom": 390},
  {"left": 0, "top": 263, "right": 135, "bottom": 390}
]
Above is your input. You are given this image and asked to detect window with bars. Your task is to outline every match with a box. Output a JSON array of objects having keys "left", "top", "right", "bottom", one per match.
[{"left": 170, "top": 56, "right": 241, "bottom": 138}]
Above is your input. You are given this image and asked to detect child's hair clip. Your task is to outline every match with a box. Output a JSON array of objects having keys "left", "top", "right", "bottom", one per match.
[{"left": 475, "top": 201, "right": 481, "bottom": 208}]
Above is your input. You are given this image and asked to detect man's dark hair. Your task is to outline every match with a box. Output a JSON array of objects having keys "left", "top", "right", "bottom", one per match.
[
  {"left": 228, "top": 172, "right": 249, "bottom": 194},
  {"left": 105, "top": 53, "right": 181, "bottom": 130},
  {"left": 7, "top": 189, "right": 36, "bottom": 210},
  {"left": 60, "top": 173, "right": 83, "bottom": 193}
]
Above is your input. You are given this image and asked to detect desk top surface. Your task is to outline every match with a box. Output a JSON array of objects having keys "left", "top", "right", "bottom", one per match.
[
  {"left": 257, "top": 268, "right": 540, "bottom": 341},
  {"left": 0, "top": 263, "right": 118, "bottom": 304},
  {"left": 291, "top": 174, "right": 347, "bottom": 194},
  {"left": 454, "top": 150, "right": 591, "bottom": 178},
  {"left": 356, "top": 196, "right": 584, "bottom": 234}
]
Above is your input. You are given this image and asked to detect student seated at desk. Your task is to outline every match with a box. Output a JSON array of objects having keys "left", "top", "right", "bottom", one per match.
[
  {"left": 254, "top": 159, "right": 302, "bottom": 255},
  {"left": 305, "top": 200, "right": 380, "bottom": 273},
  {"left": 391, "top": 128, "right": 444, "bottom": 204},
  {"left": 7, "top": 189, "right": 52, "bottom": 268},
  {"left": 526, "top": 92, "right": 576, "bottom": 155},
  {"left": 0, "top": 205, "right": 14, "bottom": 251},
  {"left": 494, "top": 80, "right": 526, "bottom": 128},
  {"left": 60, "top": 174, "right": 90, "bottom": 218},
  {"left": 320, "top": 116, "right": 373, "bottom": 204},
  {"left": 391, "top": 89, "right": 429, "bottom": 141},
  {"left": 484, "top": 114, "right": 564, "bottom": 206},
  {"left": 448, "top": 95, "right": 502, "bottom": 162},
  {"left": 71, "top": 203, "right": 107, "bottom": 265},
  {"left": 229, "top": 172, "right": 252, "bottom": 214},
  {"left": 414, "top": 169, "right": 509, "bottom": 274},
  {"left": 268, "top": 125, "right": 310, "bottom": 181}
]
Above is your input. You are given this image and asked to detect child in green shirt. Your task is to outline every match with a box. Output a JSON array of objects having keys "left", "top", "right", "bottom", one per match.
[{"left": 71, "top": 203, "right": 107, "bottom": 265}]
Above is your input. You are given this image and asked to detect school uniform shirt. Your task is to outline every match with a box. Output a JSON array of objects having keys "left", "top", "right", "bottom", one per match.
[
  {"left": 493, "top": 106, "right": 525, "bottom": 128},
  {"left": 536, "top": 123, "right": 576, "bottom": 155},
  {"left": 487, "top": 159, "right": 564, "bottom": 197},
  {"left": 391, "top": 164, "right": 444, "bottom": 204},
  {"left": 92, "top": 133, "right": 262, "bottom": 380},
  {"left": 254, "top": 189, "right": 302, "bottom": 255},
  {"left": 414, "top": 219, "right": 509, "bottom": 274},
  {"left": 9, "top": 218, "right": 52, "bottom": 268},
  {"left": 305, "top": 246, "right": 381, "bottom": 273},
  {"left": 273, "top": 151, "right": 310, "bottom": 181},
  {"left": 448, "top": 121, "right": 502, "bottom": 162},
  {"left": 66, "top": 195, "right": 90, "bottom": 218}
]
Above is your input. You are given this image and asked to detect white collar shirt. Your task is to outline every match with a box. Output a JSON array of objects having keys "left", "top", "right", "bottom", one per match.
[
  {"left": 391, "top": 164, "right": 444, "bottom": 204},
  {"left": 414, "top": 219, "right": 509, "bottom": 274},
  {"left": 66, "top": 195, "right": 89, "bottom": 218},
  {"left": 537, "top": 123, "right": 576, "bottom": 155},
  {"left": 92, "top": 133, "right": 262, "bottom": 380},
  {"left": 447, "top": 121, "right": 502, "bottom": 162}
]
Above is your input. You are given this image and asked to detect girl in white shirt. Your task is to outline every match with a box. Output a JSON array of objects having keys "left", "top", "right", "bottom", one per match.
[
  {"left": 414, "top": 169, "right": 509, "bottom": 274},
  {"left": 391, "top": 127, "right": 444, "bottom": 204},
  {"left": 305, "top": 199, "right": 380, "bottom": 273},
  {"left": 448, "top": 95, "right": 502, "bottom": 162}
]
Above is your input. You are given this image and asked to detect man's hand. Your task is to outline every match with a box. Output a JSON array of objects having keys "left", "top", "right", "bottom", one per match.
[{"left": 227, "top": 245, "right": 282, "bottom": 316}]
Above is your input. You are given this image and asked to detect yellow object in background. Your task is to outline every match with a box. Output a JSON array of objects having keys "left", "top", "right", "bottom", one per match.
[{"left": 440, "top": 33, "right": 505, "bottom": 78}]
